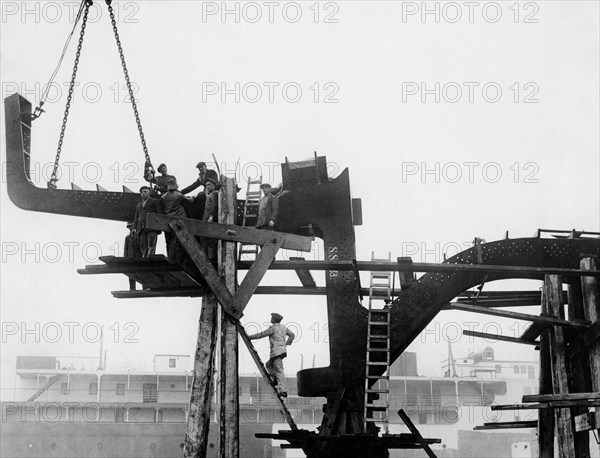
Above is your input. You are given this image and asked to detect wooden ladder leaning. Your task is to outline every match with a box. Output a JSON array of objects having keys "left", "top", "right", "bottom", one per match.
[
  {"left": 363, "top": 252, "right": 392, "bottom": 434},
  {"left": 238, "top": 177, "right": 263, "bottom": 262}
]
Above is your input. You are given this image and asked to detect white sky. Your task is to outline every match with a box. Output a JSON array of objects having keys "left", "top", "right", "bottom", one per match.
[{"left": 1, "top": 1, "right": 599, "bottom": 399}]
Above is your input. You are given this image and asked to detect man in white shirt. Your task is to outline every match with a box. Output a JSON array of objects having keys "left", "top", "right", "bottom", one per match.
[{"left": 249, "top": 313, "right": 295, "bottom": 397}]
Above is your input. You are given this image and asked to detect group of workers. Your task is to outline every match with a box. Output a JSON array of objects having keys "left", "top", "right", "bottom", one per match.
[
  {"left": 125, "top": 160, "right": 280, "bottom": 267},
  {"left": 123, "top": 160, "right": 290, "bottom": 398}
]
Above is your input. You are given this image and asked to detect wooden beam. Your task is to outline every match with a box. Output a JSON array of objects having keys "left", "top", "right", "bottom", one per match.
[
  {"left": 523, "top": 392, "right": 600, "bottom": 403},
  {"left": 397, "top": 409, "right": 438, "bottom": 458},
  {"left": 474, "top": 421, "right": 537, "bottom": 430},
  {"left": 449, "top": 302, "right": 589, "bottom": 328},
  {"left": 567, "top": 282, "right": 592, "bottom": 458},
  {"left": 146, "top": 213, "right": 311, "bottom": 252},
  {"left": 170, "top": 221, "right": 238, "bottom": 319},
  {"left": 538, "top": 284, "right": 554, "bottom": 458},
  {"left": 229, "top": 236, "right": 284, "bottom": 315},
  {"left": 183, "top": 293, "right": 218, "bottom": 458},
  {"left": 112, "top": 288, "right": 203, "bottom": 298},
  {"left": 237, "top": 260, "right": 600, "bottom": 277},
  {"left": 462, "top": 330, "right": 539, "bottom": 346},
  {"left": 290, "top": 257, "right": 317, "bottom": 288},
  {"left": 493, "top": 400, "right": 600, "bottom": 410},
  {"left": 580, "top": 258, "right": 600, "bottom": 394},
  {"left": 545, "top": 275, "right": 577, "bottom": 458},
  {"left": 219, "top": 177, "right": 239, "bottom": 458}
]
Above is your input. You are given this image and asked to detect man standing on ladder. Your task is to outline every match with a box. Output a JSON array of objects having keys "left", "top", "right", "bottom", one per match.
[{"left": 248, "top": 313, "right": 295, "bottom": 398}]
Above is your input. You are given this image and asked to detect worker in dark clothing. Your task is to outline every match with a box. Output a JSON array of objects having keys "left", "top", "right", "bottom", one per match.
[
  {"left": 201, "top": 178, "right": 219, "bottom": 266},
  {"left": 181, "top": 162, "right": 219, "bottom": 219},
  {"left": 133, "top": 186, "right": 163, "bottom": 257},
  {"left": 124, "top": 222, "right": 140, "bottom": 290},
  {"left": 248, "top": 312, "right": 295, "bottom": 398},
  {"left": 161, "top": 178, "right": 190, "bottom": 261},
  {"left": 145, "top": 162, "right": 176, "bottom": 195},
  {"left": 256, "top": 183, "right": 279, "bottom": 229}
]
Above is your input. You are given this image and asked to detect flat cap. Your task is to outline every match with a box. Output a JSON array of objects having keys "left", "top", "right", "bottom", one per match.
[{"left": 271, "top": 313, "right": 283, "bottom": 322}]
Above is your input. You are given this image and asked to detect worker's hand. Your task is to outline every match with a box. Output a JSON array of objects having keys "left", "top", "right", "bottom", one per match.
[
  {"left": 268, "top": 220, "right": 275, "bottom": 227},
  {"left": 208, "top": 216, "right": 214, "bottom": 223}
]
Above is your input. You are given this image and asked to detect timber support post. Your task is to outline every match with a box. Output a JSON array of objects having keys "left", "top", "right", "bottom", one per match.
[
  {"left": 183, "top": 288, "right": 219, "bottom": 457},
  {"left": 580, "top": 257, "right": 600, "bottom": 455},
  {"left": 219, "top": 177, "right": 239, "bottom": 457},
  {"left": 545, "top": 275, "right": 576, "bottom": 458}
]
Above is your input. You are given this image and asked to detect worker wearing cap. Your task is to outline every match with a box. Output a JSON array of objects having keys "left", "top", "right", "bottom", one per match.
[
  {"left": 181, "top": 162, "right": 219, "bottom": 219},
  {"left": 200, "top": 178, "right": 219, "bottom": 266},
  {"left": 145, "top": 162, "right": 176, "bottom": 195},
  {"left": 133, "top": 186, "right": 163, "bottom": 257},
  {"left": 256, "top": 183, "right": 279, "bottom": 229},
  {"left": 161, "top": 178, "right": 191, "bottom": 261},
  {"left": 248, "top": 313, "right": 295, "bottom": 398}
]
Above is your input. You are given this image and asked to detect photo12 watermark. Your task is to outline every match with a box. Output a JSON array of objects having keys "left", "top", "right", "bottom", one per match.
[
  {"left": 1, "top": 1, "right": 140, "bottom": 24},
  {"left": 201, "top": 82, "right": 340, "bottom": 104},
  {"left": 1, "top": 321, "right": 140, "bottom": 344},
  {"left": 400, "top": 2, "right": 540, "bottom": 24},
  {"left": 200, "top": 1, "right": 340, "bottom": 24},
  {"left": 402, "top": 82, "right": 539, "bottom": 104},
  {"left": 401, "top": 162, "right": 540, "bottom": 184}
]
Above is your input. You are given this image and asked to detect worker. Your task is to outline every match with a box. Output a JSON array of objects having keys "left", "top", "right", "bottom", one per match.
[
  {"left": 161, "top": 178, "right": 190, "bottom": 261},
  {"left": 124, "top": 222, "right": 140, "bottom": 290},
  {"left": 132, "top": 186, "right": 163, "bottom": 257},
  {"left": 248, "top": 313, "right": 295, "bottom": 398},
  {"left": 181, "top": 161, "right": 219, "bottom": 219},
  {"left": 256, "top": 183, "right": 279, "bottom": 229},
  {"left": 145, "top": 162, "right": 176, "bottom": 195},
  {"left": 201, "top": 177, "right": 219, "bottom": 266}
]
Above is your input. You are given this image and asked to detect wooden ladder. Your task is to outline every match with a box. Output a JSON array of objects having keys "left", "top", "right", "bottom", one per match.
[
  {"left": 364, "top": 252, "right": 392, "bottom": 434},
  {"left": 238, "top": 177, "right": 263, "bottom": 261}
]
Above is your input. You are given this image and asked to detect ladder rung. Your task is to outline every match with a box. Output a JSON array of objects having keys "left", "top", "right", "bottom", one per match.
[
  {"left": 366, "top": 389, "right": 389, "bottom": 394},
  {"left": 367, "top": 348, "right": 389, "bottom": 352},
  {"left": 368, "top": 321, "right": 390, "bottom": 326},
  {"left": 365, "top": 404, "right": 388, "bottom": 410},
  {"left": 365, "top": 418, "right": 387, "bottom": 423},
  {"left": 369, "top": 309, "right": 390, "bottom": 314},
  {"left": 372, "top": 272, "right": 391, "bottom": 277},
  {"left": 366, "top": 376, "right": 389, "bottom": 381},
  {"left": 367, "top": 336, "right": 389, "bottom": 341},
  {"left": 366, "top": 362, "right": 389, "bottom": 366}
]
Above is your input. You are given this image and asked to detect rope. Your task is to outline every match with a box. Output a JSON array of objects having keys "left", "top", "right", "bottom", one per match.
[{"left": 47, "top": 0, "right": 92, "bottom": 189}]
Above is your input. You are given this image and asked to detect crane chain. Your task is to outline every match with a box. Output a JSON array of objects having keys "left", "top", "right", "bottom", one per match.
[
  {"left": 48, "top": 0, "right": 92, "bottom": 189},
  {"left": 107, "top": 1, "right": 152, "bottom": 167}
]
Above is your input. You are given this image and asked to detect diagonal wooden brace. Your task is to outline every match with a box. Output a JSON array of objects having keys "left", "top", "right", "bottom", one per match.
[
  {"left": 230, "top": 234, "right": 284, "bottom": 313},
  {"left": 169, "top": 221, "right": 238, "bottom": 317},
  {"left": 170, "top": 222, "right": 285, "bottom": 319}
]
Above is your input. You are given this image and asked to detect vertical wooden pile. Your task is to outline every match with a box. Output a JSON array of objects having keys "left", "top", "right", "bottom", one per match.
[
  {"left": 539, "top": 264, "right": 600, "bottom": 458},
  {"left": 219, "top": 177, "right": 239, "bottom": 456}
]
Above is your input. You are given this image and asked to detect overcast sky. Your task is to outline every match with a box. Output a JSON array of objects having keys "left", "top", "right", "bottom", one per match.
[{"left": 1, "top": 1, "right": 599, "bottom": 399}]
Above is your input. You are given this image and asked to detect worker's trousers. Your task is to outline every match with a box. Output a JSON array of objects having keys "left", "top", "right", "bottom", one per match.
[{"left": 266, "top": 355, "right": 287, "bottom": 394}]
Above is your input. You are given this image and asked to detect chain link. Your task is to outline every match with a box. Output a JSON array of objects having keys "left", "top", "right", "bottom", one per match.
[
  {"left": 48, "top": 0, "right": 91, "bottom": 189},
  {"left": 107, "top": 3, "right": 152, "bottom": 167}
]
